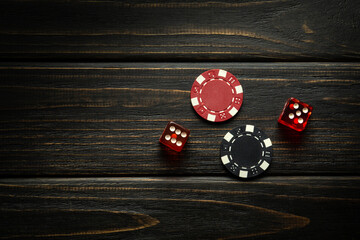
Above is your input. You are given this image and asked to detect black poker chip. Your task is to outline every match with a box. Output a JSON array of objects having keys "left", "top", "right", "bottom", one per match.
[{"left": 220, "top": 125, "right": 273, "bottom": 179}]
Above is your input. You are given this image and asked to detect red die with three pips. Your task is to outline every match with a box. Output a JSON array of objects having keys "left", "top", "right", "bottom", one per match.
[
  {"left": 278, "top": 97, "right": 313, "bottom": 131},
  {"left": 159, "top": 121, "right": 190, "bottom": 152}
]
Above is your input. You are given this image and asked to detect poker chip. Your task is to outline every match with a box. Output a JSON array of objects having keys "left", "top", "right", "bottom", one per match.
[
  {"left": 190, "top": 69, "right": 243, "bottom": 122},
  {"left": 220, "top": 125, "right": 273, "bottom": 179}
]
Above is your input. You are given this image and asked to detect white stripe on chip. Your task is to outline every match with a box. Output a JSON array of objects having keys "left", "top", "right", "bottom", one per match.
[
  {"left": 196, "top": 75, "right": 205, "bottom": 84},
  {"left": 263, "top": 138, "right": 272, "bottom": 148},
  {"left": 235, "top": 85, "right": 243, "bottom": 94},
  {"left": 224, "top": 132, "right": 233, "bottom": 142},
  {"left": 221, "top": 155, "right": 230, "bottom": 165},
  {"left": 207, "top": 114, "right": 216, "bottom": 122},
  {"left": 239, "top": 170, "right": 248, "bottom": 178},
  {"left": 228, "top": 107, "right": 238, "bottom": 116},
  {"left": 260, "top": 161, "right": 270, "bottom": 170},
  {"left": 245, "top": 125, "right": 254, "bottom": 133},
  {"left": 218, "top": 69, "right": 227, "bottom": 78},
  {"left": 191, "top": 97, "right": 199, "bottom": 106}
]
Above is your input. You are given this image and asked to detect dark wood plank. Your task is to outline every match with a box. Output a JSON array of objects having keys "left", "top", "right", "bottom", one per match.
[
  {"left": 0, "top": 62, "right": 359, "bottom": 176},
  {"left": 0, "top": 0, "right": 359, "bottom": 61},
  {"left": 0, "top": 176, "right": 358, "bottom": 239}
]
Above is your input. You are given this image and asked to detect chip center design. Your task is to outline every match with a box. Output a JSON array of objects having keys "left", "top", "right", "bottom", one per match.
[
  {"left": 232, "top": 136, "right": 262, "bottom": 168},
  {"left": 201, "top": 79, "right": 233, "bottom": 112}
]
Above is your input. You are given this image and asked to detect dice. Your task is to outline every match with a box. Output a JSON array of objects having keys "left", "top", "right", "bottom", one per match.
[
  {"left": 278, "top": 98, "right": 313, "bottom": 131},
  {"left": 159, "top": 121, "right": 190, "bottom": 152}
]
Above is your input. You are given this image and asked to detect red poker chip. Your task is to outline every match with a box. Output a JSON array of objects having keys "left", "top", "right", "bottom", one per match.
[{"left": 190, "top": 69, "right": 243, "bottom": 122}]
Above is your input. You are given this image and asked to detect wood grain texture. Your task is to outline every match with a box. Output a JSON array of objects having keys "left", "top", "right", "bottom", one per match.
[
  {"left": 0, "top": 176, "right": 358, "bottom": 239},
  {"left": 0, "top": 62, "right": 359, "bottom": 176},
  {"left": 0, "top": 0, "right": 359, "bottom": 61}
]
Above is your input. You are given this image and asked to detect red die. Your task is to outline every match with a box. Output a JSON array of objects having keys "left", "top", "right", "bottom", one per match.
[
  {"left": 159, "top": 122, "right": 190, "bottom": 152},
  {"left": 278, "top": 98, "right": 313, "bottom": 131}
]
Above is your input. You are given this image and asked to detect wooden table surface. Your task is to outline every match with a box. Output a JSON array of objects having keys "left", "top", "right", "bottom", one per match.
[{"left": 0, "top": 1, "right": 359, "bottom": 239}]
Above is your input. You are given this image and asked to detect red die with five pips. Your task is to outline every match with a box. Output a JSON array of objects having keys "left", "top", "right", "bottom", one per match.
[
  {"left": 159, "top": 121, "right": 190, "bottom": 152},
  {"left": 278, "top": 98, "right": 313, "bottom": 131}
]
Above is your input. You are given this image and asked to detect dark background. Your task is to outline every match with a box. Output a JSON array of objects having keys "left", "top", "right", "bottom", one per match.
[{"left": 0, "top": 0, "right": 359, "bottom": 239}]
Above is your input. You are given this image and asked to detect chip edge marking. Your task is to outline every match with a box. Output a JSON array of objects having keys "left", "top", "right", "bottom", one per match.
[
  {"left": 224, "top": 132, "right": 233, "bottom": 142},
  {"left": 218, "top": 69, "right": 227, "bottom": 78},
  {"left": 207, "top": 114, "right": 216, "bottom": 122},
  {"left": 263, "top": 138, "right": 272, "bottom": 148},
  {"left": 235, "top": 85, "right": 243, "bottom": 94},
  {"left": 221, "top": 155, "right": 230, "bottom": 165},
  {"left": 191, "top": 97, "right": 199, "bottom": 106},
  {"left": 245, "top": 125, "right": 254, "bottom": 133},
  {"left": 196, "top": 75, "right": 206, "bottom": 85},
  {"left": 239, "top": 170, "right": 248, "bottom": 178},
  {"left": 260, "top": 161, "right": 270, "bottom": 170},
  {"left": 229, "top": 107, "right": 238, "bottom": 116}
]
